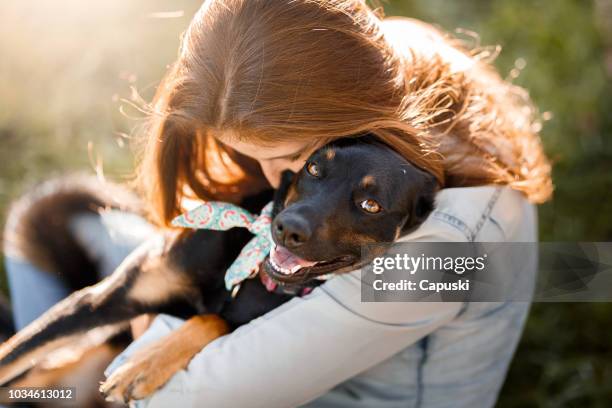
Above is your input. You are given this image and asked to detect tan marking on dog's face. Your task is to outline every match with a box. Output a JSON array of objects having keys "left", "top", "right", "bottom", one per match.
[
  {"left": 315, "top": 222, "right": 333, "bottom": 242},
  {"left": 360, "top": 175, "right": 376, "bottom": 188},
  {"left": 325, "top": 148, "right": 336, "bottom": 160},
  {"left": 284, "top": 183, "right": 298, "bottom": 207},
  {"left": 339, "top": 231, "right": 378, "bottom": 247}
]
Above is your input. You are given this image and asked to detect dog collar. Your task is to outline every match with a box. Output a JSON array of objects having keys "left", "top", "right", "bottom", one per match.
[
  {"left": 172, "top": 200, "right": 334, "bottom": 294},
  {"left": 172, "top": 201, "right": 274, "bottom": 291}
]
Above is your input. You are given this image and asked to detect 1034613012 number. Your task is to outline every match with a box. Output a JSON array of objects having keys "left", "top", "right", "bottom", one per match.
[{"left": 0, "top": 387, "right": 76, "bottom": 402}]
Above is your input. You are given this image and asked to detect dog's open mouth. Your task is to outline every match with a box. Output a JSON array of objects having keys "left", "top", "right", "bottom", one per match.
[{"left": 263, "top": 244, "right": 355, "bottom": 285}]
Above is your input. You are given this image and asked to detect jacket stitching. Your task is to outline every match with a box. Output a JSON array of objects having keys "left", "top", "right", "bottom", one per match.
[
  {"left": 487, "top": 215, "right": 508, "bottom": 241},
  {"left": 431, "top": 211, "right": 472, "bottom": 239},
  {"left": 470, "top": 187, "right": 503, "bottom": 242}
]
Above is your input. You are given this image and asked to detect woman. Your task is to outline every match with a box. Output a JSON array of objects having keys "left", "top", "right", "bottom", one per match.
[{"left": 6, "top": 0, "right": 552, "bottom": 407}]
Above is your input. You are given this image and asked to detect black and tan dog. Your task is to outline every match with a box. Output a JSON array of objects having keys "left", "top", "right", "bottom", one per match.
[{"left": 0, "top": 136, "right": 438, "bottom": 403}]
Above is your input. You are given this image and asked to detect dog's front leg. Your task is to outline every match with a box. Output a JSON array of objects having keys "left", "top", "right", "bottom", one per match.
[
  {"left": 100, "top": 314, "right": 229, "bottom": 404},
  {"left": 0, "top": 234, "right": 195, "bottom": 385}
]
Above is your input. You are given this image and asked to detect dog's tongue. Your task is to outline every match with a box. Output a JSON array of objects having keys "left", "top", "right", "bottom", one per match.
[{"left": 270, "top": 244, "right": 317, "bottom": 274}]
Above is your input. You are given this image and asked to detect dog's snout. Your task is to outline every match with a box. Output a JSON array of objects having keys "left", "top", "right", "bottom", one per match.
[{"left": 273, "top": 214, "right": 311, "bottom": 249}]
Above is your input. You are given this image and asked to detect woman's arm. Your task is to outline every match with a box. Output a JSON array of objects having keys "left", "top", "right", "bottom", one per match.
[
  {"left": 134, "top": 287, "right": 459, "bottom": 408},
  {"left": 105, "top": 211, "right": 469, "bottom": 408}
]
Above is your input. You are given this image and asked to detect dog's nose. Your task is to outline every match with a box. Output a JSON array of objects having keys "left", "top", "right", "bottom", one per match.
[{"left": 272, "top": 214, "right": 311, "bottom": 249}]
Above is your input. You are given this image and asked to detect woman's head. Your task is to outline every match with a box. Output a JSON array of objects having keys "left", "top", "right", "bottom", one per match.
[{"left": 136, "top": 0, "right": 552, "bottom": 227}]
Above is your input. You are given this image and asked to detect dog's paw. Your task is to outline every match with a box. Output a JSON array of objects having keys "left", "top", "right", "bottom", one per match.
[
  {"left": 99, "top": 315, "right": 228, "bottom": 404},
  {"left": 99, "top": 343, "right": 183, "bottom": 404}
]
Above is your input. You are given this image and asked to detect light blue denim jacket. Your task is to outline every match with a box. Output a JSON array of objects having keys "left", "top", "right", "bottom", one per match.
[{"left": 101, "top": 186, "right": 538, "bottom": 408}]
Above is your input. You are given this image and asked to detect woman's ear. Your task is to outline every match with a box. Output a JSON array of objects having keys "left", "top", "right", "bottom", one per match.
[{"left": 402, "top": 171, "right": 439, "bottom": 234}]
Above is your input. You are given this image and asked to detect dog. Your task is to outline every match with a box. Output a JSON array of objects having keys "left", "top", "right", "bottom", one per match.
[{"left": 0, "top": 135, "right": 438, "bottom": 403}]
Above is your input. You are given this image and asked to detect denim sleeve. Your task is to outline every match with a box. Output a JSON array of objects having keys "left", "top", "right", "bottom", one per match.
[{"left": 105, "top": 214, "right": 468, "bottom": 408}]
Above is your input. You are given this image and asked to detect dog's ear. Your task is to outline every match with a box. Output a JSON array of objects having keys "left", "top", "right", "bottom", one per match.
[{"left": 401, "top": 171, "right": 439, "bottom": 235}]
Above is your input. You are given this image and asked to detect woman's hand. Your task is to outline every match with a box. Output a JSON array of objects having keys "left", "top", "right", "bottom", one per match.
[{"left": 130, "top": 314, "right": 157, "bottom": 339}]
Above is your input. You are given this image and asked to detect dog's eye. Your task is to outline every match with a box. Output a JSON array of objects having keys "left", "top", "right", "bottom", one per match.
[
  {"left": 306, "top": 162, "right": 320, "bottom": 177},
  {"left": 359, "top": 199, "right": 381, "bottom": 214}
]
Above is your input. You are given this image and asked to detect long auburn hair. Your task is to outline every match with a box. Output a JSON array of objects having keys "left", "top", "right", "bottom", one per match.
[{"left": 135, "top": 0, "right": 553, "bottom": 227}]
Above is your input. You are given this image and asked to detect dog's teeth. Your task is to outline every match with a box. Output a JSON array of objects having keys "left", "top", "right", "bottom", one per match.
[
  {"left": 269, "top": 253, "right": 307, "bottom": 275},
  {"left": 269, "top": 258, "right": 291, "bottom": 275}
]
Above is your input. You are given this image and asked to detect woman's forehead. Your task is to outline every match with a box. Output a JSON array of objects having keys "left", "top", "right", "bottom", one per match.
[{"left": 214, "top": 129, "right": 312, "bottom": 160}]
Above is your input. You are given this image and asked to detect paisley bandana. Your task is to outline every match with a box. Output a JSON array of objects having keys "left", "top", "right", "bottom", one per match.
[{"left": 171, "top": 201, "right": 274, "bottom": 291}]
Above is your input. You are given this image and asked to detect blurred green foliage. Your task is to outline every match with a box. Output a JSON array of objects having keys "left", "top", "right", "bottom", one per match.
[{"left": 0, "top": 0, "right": 610, "bottom": 406}]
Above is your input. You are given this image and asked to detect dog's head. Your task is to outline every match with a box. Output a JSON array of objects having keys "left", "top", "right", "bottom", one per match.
[{"left": 263, "top": 137, "right": 439, "bottom": 286}]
